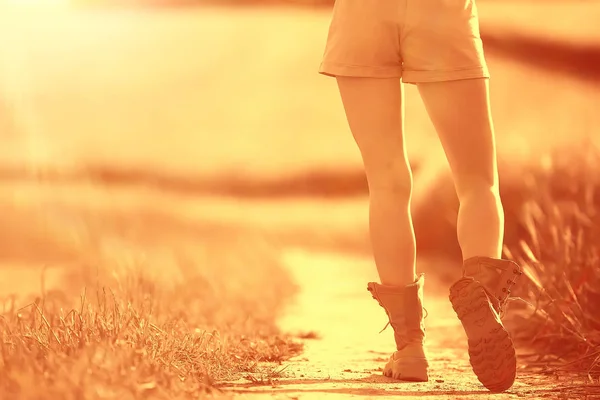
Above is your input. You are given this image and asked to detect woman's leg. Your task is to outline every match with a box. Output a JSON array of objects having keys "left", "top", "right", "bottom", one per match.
[
  {"left": 416, "top": 78, "right": 503, "bottom": 260},
  {"left": 336, "top": 76, "right": 416, "bottom": 287}
]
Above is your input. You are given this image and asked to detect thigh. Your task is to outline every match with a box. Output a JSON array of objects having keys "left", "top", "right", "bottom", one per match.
[
  {"left": 401, "top": 0, "right": 489, "bottom": 84},
  {"left": 417, "top": 78, "right": 498, "bottom": 195},
  {"left": 336, "top": 77, "right": 410, "bottom": 185}
]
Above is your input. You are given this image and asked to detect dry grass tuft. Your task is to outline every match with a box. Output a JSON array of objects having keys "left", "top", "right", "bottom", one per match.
[
  {"left": 412, "top": 140, "right": 600, "bottom": 378},
  {"left": 0, "top": 199, "right": 303, "bottom": 399},
  {"left": 501, "top": 141, "right": 600, "bottom": 378}
]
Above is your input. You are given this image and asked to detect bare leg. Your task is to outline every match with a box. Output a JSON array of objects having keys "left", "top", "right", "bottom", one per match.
[
  {"left": 417, "top": 78, "right": 503, "bottom": 260},
  {"left": 336, "top": 77, "right": 416, "bottom": 287}
]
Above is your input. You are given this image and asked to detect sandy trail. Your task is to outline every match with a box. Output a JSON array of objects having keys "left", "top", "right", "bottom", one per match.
[
  {"left": 0, "top": 185, "right": 590, "bottom": 399},
  {"left": 0, "top": 183, "right": 582, "bottom": 399},
  {"left": 222, "top": 250, "right": 583, "bottom": 400}
]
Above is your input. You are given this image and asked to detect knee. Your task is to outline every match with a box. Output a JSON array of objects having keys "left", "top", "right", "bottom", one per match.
[
  {"left": 364, "top": 159, "right": 413, "bottom": 197},
  {"left": 451, "top": 166, "right": 498, "bottom": 198},
  {"left": 456, "top": 179, "right": 500, "bottom": 203}
]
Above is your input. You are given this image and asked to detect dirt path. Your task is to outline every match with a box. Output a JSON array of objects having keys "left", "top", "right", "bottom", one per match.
[{"left": 222, "top": 249, "right": 581, "bottom": 400}]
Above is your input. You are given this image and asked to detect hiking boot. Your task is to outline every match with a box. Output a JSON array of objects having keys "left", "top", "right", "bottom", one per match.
[
  {"left": 367, "top": 274, "right": 429, "bottom": 382},
  {"left": 449, "top": 256, "right": 523, "bottom": 392}
]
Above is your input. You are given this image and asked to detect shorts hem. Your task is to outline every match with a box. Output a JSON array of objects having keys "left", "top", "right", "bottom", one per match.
[
  {"left": 402, "top": 66, "right": 490, "bottom": 84},
  {"left": 319, "top": 62, "right": 403, "bottom": 78}
]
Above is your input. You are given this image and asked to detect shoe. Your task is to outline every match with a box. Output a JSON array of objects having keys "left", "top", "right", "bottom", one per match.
[
  {"left": 367, "top": 274, "right": 429, "bottom": 382},
  {"left": 449, "top": 256, "right": 523, "bottom": 392}
]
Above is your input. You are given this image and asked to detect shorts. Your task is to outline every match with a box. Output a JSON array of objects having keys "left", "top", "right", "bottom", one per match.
[{"left": 318, "top": 0, "right": 490, "bottom": 84}]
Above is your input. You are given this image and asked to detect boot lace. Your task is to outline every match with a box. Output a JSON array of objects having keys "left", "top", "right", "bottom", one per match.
[
  {"left": 366, "top": 287, "right": 428, "bottom": 333},
  {"left": 497, "top": 267, "right": 528, "bottom": 318},
  {"left": 376, "top": 307, "right": 429, "bottom": 334}
]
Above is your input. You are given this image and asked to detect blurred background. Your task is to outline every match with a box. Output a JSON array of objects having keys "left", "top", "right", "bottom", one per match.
[
  {"left": 1, "top": 0, "right": 598, "bottom": 271},
  {"left": 0, "top": 0, "right": 598, "bottom": 395}
]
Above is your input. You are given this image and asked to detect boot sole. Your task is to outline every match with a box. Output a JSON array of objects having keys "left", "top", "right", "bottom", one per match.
[{"left": 449, "top": 278, "right": 516, "bottom": 392}]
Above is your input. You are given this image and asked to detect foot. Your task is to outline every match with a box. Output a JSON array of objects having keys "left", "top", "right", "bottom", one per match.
[
  {"left": 382, "top": 342, "right": 429, "bottom": 382},
  {"left": 449, "top": 277, "right": 516, "bottom": 392}
]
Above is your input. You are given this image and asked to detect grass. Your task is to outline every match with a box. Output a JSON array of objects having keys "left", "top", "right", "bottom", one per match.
[
  {"left": 0, "top": 197, "right": 303, "bottom": 399},
  {"left": 410, "top": 140, "right": 600, "bottom": 379},
  {"left": 500, "top": 141, "right": 600, "bottom": 378}
]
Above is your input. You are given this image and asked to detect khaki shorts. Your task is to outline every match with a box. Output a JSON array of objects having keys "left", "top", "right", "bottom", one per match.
[{"left": 318, "top": 0, "right": 489, "bottom": 84}]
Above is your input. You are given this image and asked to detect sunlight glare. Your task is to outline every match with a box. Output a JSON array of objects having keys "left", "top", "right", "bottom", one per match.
[{"left": 1, "top": 0, "right": 70, "bottom": 8}]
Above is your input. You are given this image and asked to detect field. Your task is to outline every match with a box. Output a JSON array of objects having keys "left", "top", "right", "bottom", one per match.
[{"left": 0, "top": 2, "right": 599, "bottom": 399}]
